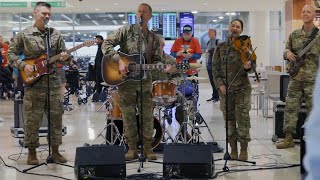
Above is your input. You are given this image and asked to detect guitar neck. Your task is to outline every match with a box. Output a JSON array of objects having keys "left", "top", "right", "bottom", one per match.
[
  {"left": 298, "top": 34, "right": 320, "bottom": 58},
  {"left": 129, "top": 64, "right": 169, "bottom": 71},
  {"left": 48, "top": 42, "right": 91, "bottom": 64}
]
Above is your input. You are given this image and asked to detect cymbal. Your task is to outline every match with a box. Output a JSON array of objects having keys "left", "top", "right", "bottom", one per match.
[
  {"left": 100, "top": 82, "right": 109, "bottom": 86},
  {"left": 186, "top": 76, "right": 207, "bottom": 80},
  {"left": 189, "top": 63, "right": 202, "bottom": 70}
]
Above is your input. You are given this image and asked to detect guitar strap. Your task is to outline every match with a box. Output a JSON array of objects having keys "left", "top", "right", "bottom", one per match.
[
  {"left": 147, "top": 31, "right": 154, "bottom": 64},
  {"left": 300, "top": 27, "right": 319, "bottom": 52}
]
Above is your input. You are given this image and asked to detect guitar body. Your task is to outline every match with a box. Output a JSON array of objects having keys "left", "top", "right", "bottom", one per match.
[
  {"left": 19, "top": 54, "right": 54, "bottom": 86},
  {"left": 102, "top": 52, "right": 146, "bottom": 86},
  {"left": 287, "top": 57, "right": 304, "bottom": 77}
]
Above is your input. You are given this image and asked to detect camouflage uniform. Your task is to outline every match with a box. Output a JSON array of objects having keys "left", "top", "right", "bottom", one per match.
[
  {"left": 212, "top": 41, "right": 252, "bottom": 143},
  {"left": 102, "top": 24, "right": 162, "bottom": 148},
  {"left": 7, "top": 26, "right": 67, "bottom": 148},
  {"left": 283, "top": 27, "right": 320, "bottom": 134}
]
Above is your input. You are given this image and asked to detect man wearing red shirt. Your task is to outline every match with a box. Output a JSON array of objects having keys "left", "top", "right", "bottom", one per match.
[{"left": 170, "top": 25, "right": 202, "bottom": 75}]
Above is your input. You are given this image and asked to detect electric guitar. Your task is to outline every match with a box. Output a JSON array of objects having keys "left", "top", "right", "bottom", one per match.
[
  {"left": 20, "top": 40, "right": 95, "bottom": 86},
  {"left": 102, "top": 52, "right": 175, "bottom": 86},
  {"left": 287, "top": 32, "right": 320, "bottom": 77}
]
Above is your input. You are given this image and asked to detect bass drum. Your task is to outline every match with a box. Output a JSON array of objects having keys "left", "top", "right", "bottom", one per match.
[{"left": 106, "top": 115, "right": 163, "bottom": 150}]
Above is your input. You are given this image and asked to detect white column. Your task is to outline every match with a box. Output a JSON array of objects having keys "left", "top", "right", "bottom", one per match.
[{"left": 248, "top": 11, "right": 270, "bottom": 67}]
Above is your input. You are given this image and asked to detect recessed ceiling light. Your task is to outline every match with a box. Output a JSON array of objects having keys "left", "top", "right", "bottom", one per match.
[
  {"left": 218, "top": 16, "right": 224, "bottom": 19},
  {"left": 212, "top": 19, "right": 218, "bottom": 22},
  {"left": 122, "top": 21, "right": 127, "bottom": 24},
  {"left": 225, "top": 13, "right": 230, "bottom": 15},
  {"left": 118, "top": 14, "right": 124, "bottom": 17},
  {"left": 191, "top": 11, "right": 198, "bottom": 14},
  {"left": 161, "top": 8, "right": 166, "bottom": 11},
  {"left": 94, "top": 8, "right": 99, "bottom": 11},
  {"left": 231, "top": 12, "right": 236, "bottom": 15},
  {"left": 28, "top": 15, "right": 32, "bottom": 19}
]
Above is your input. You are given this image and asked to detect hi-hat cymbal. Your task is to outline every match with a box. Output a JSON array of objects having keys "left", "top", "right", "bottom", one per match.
[{"left": 186, "top": 76, "right": 207, "bottom": 80}]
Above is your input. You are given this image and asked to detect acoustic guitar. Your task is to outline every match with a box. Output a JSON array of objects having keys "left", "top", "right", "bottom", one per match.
[
  {"left": 20, "top": 40, "right": 95, "bottom": 86},
  {"left": 102, "top": 52, "right": 174, "bottom": 86}
]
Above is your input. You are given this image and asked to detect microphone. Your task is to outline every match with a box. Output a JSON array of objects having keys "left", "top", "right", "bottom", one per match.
[
  {"left": 43, "top": 18, "right": 49, "bottom": 26},
  {"left": 139, "top": 16, "right": 143, "bottom": 26},
  {"left": 230, "top": 31, "right": 236, "bottom": 37}
]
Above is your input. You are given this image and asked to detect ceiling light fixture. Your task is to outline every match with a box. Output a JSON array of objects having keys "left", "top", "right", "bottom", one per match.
[
  {"left": 118, "top": 14, "right": 124, "bottom": 17},
  {"left": 212, "top": 19, "right": 218, "bottom": 22},
  {"left": 218, "top": 16, "right": 224, "bottom": 19},
  {"left": 191, "top": 11, "right": 198, "bottom": 14}
]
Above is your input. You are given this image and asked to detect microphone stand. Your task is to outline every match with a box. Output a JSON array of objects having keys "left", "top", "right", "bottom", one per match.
[
  {"left": 23, "top": 21, "right": 72, "bottom": 173},
  {"left": 220, "top": 35, "right": 255, "bottom": 173}
]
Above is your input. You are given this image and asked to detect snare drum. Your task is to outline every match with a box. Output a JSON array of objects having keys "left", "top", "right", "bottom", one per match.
[
  {"left": 152, "top": 80, "right": 177, "bottom": 105},
  {"left": 106, "top": 90, "right": 122, "bottom": 120}
]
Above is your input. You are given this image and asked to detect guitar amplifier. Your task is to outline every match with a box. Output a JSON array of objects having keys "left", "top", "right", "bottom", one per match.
[
  {"left": 11, "top": 97, "right": 67, "bottom": 139},
  {"left": 273, "top": 101, "right": 307, "bottom": 140}
]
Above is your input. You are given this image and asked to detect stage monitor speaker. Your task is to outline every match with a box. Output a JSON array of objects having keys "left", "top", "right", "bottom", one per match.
[
  {"left": 74, "top": 145, "right": 126, "bottom": 180},
  {"left": 280, "top": 74, "right": 290, "bottom": 102},
  {"left": 163, "top": 144, "right": 214, "bottom": 179}
]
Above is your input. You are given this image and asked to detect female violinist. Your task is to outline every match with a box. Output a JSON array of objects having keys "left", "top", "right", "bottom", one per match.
[{"left": 213, "top": 19, "right": 257, "bottom": 161}]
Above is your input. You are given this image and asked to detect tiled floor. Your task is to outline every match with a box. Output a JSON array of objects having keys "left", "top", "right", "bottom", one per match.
[{"left": 0, "top": 82, "right": 302, "bottom": 180}]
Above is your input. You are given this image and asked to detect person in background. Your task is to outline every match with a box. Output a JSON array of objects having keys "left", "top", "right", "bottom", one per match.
[
  {"left": 276, "top": 5, "right": 320, "bottom": 149},
  {"left": 7, "top": 1, "right": 69, "bottom": 165},
  {"left": 92, "top": 35, "right": 104, "bottom": 102},
  {"left": 206, "top": 29, "right": 220, "bottom": 102},
  {"left": 170, "top": 24, "right": 202, "bottom": 75}
]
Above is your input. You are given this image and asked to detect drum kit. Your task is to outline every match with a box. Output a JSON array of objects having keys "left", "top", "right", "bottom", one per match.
[{"left": 95, "top": 61, "right": 216, "bottom": 149}]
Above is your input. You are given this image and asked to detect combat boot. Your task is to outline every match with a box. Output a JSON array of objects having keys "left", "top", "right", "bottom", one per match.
[
  {"left": 239, "top": 142, "right": 248, "bottom": 161},
  {"left": 276, "top": 132, "right": 295, "bottom": 149},
  {"left": 27, "top": 148, "right": 39, "bottom": 165},
  {"left": 125, "top": 142, "right": 138, "bottom": 161},
  {"left": 229, "top": 140, "right": 238, "bottom": 160},
  {"left": 143, "top": 139, "right": 157, "bottom": 160},
  {"left": 51, "top": 146, "right": 67, "bottom": 163}
]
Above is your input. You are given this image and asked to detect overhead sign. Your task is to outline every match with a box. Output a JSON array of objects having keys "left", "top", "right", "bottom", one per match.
[
  {"left": 0, "top": 2, "right": 27, "bottom": 7},
  {"left": 31, "top": 1, "right": 65, "bottom": 8}
]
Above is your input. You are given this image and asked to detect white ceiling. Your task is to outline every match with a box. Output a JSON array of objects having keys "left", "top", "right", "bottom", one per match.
[{"left": 0, "top": 0, "right": 286, "bottom": 13}]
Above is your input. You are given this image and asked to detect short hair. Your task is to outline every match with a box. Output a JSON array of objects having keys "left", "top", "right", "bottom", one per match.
[
  {"left": 230, "top": 19, "right": 244, "bottom": 30},
  {"left": 209, "top": 29, "right": 217, "bottom": 35},
  {"left": 95, "top": 35, "right": 103, "bottom": 40},
  {"left": 34, "top": 1, "right": 51, "bottom": 10},
  {"left": 139, "top": 3, "right": 152, "bottom": 13}
]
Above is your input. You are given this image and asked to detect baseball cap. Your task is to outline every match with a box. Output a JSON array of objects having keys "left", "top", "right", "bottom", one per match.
[{"left": 183, "top": 25, "right": 192, "bottom": 34}]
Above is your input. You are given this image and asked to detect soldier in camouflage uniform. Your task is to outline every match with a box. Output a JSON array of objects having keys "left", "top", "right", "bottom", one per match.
[
  {"left": 102, "top": 3, "right": 172, "bottom": 161},
  {"left": 276, "top": 5, "right": 320, "bottom": 149},
  {"left": 213, "top": 19, "right": 254, "bottom": 161},
  {"left": 7, "top": 2, "right": 69, "bottom": 165}
]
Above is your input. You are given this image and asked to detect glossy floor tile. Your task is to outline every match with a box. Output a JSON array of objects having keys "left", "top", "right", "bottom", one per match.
[{"left": 0, "top": 82, "right": 302, "bottom": 180}]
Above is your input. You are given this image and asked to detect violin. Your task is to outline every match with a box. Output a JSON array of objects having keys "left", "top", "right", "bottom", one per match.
[{"left": 232, "top": 35, "right": 260, "bottom": 83}]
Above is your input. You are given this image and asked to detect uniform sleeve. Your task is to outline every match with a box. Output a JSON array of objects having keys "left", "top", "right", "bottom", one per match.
[
  {"left": 212, "top": 43, "right": 224, "bottom": 88},
  {"left": 102, "top": 27, "right": 127, "bottom": 63},
  {"left": 7, "top": 32, "right": 27, "bottom": 70}
]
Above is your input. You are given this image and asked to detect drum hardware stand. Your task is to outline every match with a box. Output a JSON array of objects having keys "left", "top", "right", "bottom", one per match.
[
  {"left": 97, "top": 117, "right": 125, "bottom": 145},
  {"left": 96, "top": 94, "right": 111, "bottom": 112},
  {"left": 154, "top": 106, "right": 175, "bottom": 143}
]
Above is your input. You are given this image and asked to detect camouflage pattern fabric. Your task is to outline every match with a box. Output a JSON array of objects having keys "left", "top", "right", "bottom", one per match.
[
  {"left": 283, "top": 27, "right": 320, "bottom": 134},
  {"left": 102, "top": 24, "right": 162, "bottom": 145},
  {"left": 7, "top": 26, "right": 66, "bottom": 148},
  {"left": 213, "top": 41, "right": 253, "bottom": 143}
]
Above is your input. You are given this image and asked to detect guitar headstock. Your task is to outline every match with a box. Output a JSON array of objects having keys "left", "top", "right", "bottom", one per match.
[{"left": 83, "top": 40, "right": 95, "bottom": 47}]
